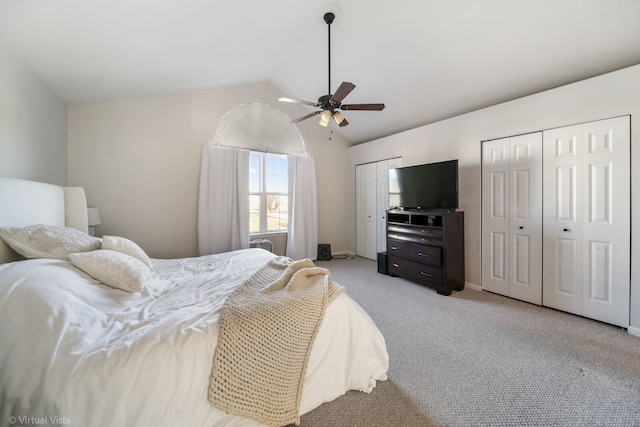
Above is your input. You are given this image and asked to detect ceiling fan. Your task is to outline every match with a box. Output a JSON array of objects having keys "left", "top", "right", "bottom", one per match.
[{"left": 279, "top": 12, "right": 385, "bottom": 128}]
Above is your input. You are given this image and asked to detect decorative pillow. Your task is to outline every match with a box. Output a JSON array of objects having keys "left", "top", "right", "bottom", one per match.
[
  {"left": 69, "top": 249, "right": 151, "bottom": 293},
  {"left": 101, "top": 235, "right": 153, "bottom": 269},
  {"left": 0, "top": 224, "right": 101, "bottom": 261}
]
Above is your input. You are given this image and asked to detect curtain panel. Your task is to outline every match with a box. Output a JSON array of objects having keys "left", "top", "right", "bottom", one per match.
[
  {"left": 197, "top": 144, "right": 318, "bottom": 260},
  {"left": 197, "top": 144, "right": 250, "bottom": 255},
  {"left": 286, "top": 155, "right": 318, "bottom": 260}
]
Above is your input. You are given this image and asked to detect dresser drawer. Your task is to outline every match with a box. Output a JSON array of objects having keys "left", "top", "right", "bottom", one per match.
[
  {"left": 387, "top": 255, "right": 444, "bottom": 288},
  {"left": 387, "top": 232, "right": 443, "bottom": 246},
  {"left": 387, "top": 239, "right": 442, "bottom": 266},
  {"left": 387, "top": 224, "right": 443, "bottom": 239}
]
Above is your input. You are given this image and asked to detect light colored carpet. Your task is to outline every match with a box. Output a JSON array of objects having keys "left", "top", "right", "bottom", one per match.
[{"left": 295, "top": 256, "right": 640, "bottom": 426}]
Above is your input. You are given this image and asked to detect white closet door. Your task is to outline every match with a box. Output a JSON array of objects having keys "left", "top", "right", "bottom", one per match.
[
  {"left": 482, "top": 137, "right": 511, "bottom": 296},
  {"left": 508, "top": 133, "right": 543, "bottom": 304},
  {"left": 376, "top": 161, "right": 390, "bottom": 254},
  {"left": 580, "top": 117, "right": 630, "bottom": 326},
  {"left": 482, "top": 133, "right": 542, "bottom": 304},
  {"left": 377, "top": 158, "right": 402, "bottom": 253},
  {"left": 357, "top": 159, "right": 402, "bottom": 260},
  {"left": 355, "top": 164, "right": 367, "bottom": 258},
  {"left": 356, "top": 162, "right": 377, "bottom": 260},
  {"left": 364, "top": 163, "right": 377, "bottom": 260},
  {"left": 543, "top": 124, "right": 583, "bottom": 314},
  {"left": 543, "top": 116, "right": 630, "bottom": 327}
]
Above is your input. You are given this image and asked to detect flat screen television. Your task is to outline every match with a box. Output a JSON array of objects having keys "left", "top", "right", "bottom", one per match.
[{"left": 389, "top": 160, "right": 458, "bottom": 210}]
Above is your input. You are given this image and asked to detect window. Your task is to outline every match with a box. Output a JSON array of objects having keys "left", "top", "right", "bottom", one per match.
[
  {"left": 388, "top": 168, "right": 401, "bottom": 208},
  {"left": 249, "top": 152, "right": 288, "bottom": 233}
]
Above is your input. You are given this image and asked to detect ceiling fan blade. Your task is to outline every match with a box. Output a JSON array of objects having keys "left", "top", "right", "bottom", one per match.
[
  {"left": 338, "top": 117, "right": 349, "bottom": 127},
  {"left": 290, "top": 111, "right": 321, "bottom": 124},
  {"left": 279, "top": 97, "right": 319, "bottom": 107},
  {"left": 330, "top": 82, "right": 356, "bottom": 104},
  {"left": 340, "top": 103, "right": 385, "bottom": 111}
]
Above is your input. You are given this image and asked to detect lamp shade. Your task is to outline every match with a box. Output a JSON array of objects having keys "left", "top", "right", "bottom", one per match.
[
  {"left": 87, "top": 207, "right": 102, "bottom": 227},
  {"left": 319, "top": 110, "right": 331, "bottom": 127}
]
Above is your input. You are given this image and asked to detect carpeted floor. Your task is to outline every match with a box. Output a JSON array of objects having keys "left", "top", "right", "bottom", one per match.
[{"left": 296, "top": 256, "right": 640, "bottom": 426}]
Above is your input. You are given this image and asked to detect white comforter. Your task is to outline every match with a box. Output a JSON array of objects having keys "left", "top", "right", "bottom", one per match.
[{"left": 0, "top": 249, "right": 388, "bottom": 427}]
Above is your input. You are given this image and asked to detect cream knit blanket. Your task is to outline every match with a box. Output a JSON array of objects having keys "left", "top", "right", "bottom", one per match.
[{"left": 208, "top": 257, "right": 344, "bottom": 426}]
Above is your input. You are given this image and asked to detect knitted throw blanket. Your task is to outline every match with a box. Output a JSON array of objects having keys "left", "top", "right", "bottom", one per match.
[{"left": 208, "top": 257, "right": 344, "bottom": 426}]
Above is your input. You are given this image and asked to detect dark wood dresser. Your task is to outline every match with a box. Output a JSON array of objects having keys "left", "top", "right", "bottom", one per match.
[{"left": 386, "top": 209, "right": 465, "bottom": 295}]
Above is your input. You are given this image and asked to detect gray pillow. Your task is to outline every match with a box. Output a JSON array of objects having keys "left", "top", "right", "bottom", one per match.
[{"left": 0, "top": 224, "right": 101, "bottom": 260}]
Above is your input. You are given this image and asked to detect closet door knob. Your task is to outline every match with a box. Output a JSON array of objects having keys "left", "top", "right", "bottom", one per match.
[
  {"left": 563, "top": 228, "right": 571, "bottom": 232},
  {"left": 519, "top": 226, "right": 524, "bottom": 230}
]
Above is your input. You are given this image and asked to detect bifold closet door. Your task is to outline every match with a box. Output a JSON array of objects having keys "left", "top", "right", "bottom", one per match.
[
  {"left": 357, "top": 158, "right": 402, "bottom": 260},
  {"left": 356, "top": 162, "right": 377, "bottom": 259},
  {"left": 376, "top": 158, "right": 402, "bottom": 254},
  {"left": 482, "top": 132, "right": 542, "bottom": 304},
  {"left": 542, "top": 116, "right": 630, "bottom": 327}
]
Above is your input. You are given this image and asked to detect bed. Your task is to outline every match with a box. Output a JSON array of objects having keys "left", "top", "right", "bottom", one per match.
[{"left": 0, "top": 177, "right": 389, "bottom": 427}]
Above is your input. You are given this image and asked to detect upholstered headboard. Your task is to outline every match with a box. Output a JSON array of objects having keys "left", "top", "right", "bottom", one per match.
[{"left": 0, "top": 177, "right": 89, "bottom": 264}]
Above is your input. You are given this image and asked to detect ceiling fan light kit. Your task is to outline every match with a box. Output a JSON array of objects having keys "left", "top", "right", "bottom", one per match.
[
  {"left": 279, "top": 12, "right": 385, "bottom": 128},
  {"left": 319, "top": 109, "right": 332, "bottom": 127}
]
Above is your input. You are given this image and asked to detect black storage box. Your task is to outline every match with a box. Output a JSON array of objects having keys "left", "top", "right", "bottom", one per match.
[{"left": 377, "top": 252, "right": 388, "bottom": 275}]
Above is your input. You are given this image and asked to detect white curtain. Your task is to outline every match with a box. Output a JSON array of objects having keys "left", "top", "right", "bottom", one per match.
[
  {"left": 286, "top": 155, "right": 318, "bottom": 260},
  {"left": 197, "top": 144, "right": 250, "bottom": 255}
]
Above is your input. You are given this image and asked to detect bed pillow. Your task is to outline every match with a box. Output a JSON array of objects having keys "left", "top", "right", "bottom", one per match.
[
  {"left": 69, "top": 249, "right": 151, "bottom": 293},
  {"left": 101, "top": 235, "right": 153, "bottom": 270},
  {"left": 0, "top": 224, "right": 101, "bottom": 261}
]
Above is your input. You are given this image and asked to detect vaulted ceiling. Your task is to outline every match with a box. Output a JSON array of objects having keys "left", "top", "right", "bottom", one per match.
[{"left": 1, "top": 0, "right": 639, "bottom": 144}]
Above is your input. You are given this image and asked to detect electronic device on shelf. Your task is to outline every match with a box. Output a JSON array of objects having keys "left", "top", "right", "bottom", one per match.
[{"left": 388, "top": 159, "right": 458, "bottom": 211}]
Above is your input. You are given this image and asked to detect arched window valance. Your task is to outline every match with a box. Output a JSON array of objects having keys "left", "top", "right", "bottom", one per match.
[{"left": 212, "top": 102, "right": 307, "bottom": 156}]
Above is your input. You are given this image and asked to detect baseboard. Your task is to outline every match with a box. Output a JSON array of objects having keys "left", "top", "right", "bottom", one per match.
[
  {"left": 465, "top": 282, "right": 482, "bottom": 292},
  {"left": 465, "top": 283, "right": 640, "bottom": 338},
  {"left": 628, "top": 326, "right": 640, "bottom": 338}
]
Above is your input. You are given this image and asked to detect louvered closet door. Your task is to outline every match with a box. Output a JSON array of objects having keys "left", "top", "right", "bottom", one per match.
[
  {"left": 543, "top": 116, "right": 630, "bottom": 327},
  {"left": 482, "top": 133, "right": 542, "bottom": 304}
]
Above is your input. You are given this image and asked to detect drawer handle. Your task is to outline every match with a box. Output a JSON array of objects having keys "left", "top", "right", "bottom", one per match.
[
  {"left": 418, "top": 252, "right": 432, "bottom": 257},
  {"left": 392, "top": 263, "right": 400, "bottom": 268},
  {"left": 390, "top": 246, "right": 398, "bottom": 250},
  {"left": 420, "top": 272, "right": 433, "bottom": 277}
]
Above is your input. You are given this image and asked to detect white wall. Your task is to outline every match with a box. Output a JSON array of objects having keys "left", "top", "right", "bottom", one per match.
[
  {"left": 348, "top": 65, "right": 640, "bottom": 331},
  {"left": 0, "top": 41, "right": 67, "bottom": 185},
  {"left": 68, "top": 82, "right": 351, "bottom": 259}
]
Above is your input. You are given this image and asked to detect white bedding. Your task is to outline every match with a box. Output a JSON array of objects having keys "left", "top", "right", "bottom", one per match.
[{"left": 0, "top": 248, "right": 388, "bottom": 427}]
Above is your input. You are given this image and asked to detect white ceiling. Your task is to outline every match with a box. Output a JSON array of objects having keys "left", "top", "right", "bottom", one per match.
[{"left": 1, "top": 0, "right": 639, "bottom": 145}]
